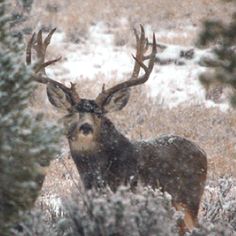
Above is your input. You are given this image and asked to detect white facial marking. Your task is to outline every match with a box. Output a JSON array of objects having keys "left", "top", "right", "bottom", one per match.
[{"left": 70, "top": 132, "right": 98, "bottom": 153}]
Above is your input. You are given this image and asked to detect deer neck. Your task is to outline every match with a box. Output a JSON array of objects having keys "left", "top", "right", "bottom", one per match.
[
  {"left": 99, "top": 117, "right": 132, "bottom": 153},
  {"left": 69, "top": 117, "right": 136, "bottom": 190}
]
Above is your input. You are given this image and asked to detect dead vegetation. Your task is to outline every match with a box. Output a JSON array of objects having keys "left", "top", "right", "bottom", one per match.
[{"left": 12, "top": 0, "right": 235, "bottom": 45}]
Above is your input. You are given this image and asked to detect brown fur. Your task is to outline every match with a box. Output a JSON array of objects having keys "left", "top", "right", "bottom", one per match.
[{"left": 174, "top": 203, "right": 198, "bottom": 235}]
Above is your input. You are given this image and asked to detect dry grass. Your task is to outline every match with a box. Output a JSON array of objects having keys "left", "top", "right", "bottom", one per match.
[{"left": 15, "top": 0, "right": 235, "bottom": 45}]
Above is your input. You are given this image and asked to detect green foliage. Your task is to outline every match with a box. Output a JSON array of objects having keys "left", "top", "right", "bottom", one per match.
[
  {"left": 198, "top": 12, "right": 236, "bottom": 106},
  {"left": 0, "top": 2, "right": 59, "bottom": 235}
]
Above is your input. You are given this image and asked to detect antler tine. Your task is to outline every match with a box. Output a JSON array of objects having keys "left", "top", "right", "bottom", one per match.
[
  {"left": 35, "top": 56, "right": 62, "bottom": 74},
  {"left": 70, "top": 82, "right": 80, "bottom": 103},
  {"left": 26, "top": 29, "right": 80, "bottom": 104},
  {"left": 134, "top": 33, "right": 157, "bottom": 77},
  {"left": 36, "top": 29, "right": 43, "bottom": 54},
  {"left": 96, "top": 27, "right": 157, "bottom": 108},
  {"left": 44, "top": 28, "right": 57, "bottom": 47},
  {"left": 26, "top": 33, "right": 35, "bottom": 65},
  {"left": 131, "top": 25, "right": 147, "bottom": 79}
]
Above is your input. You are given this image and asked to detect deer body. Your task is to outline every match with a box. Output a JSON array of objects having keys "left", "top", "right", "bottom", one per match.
[
  {"left": 26, "top": 26, "right": 207, "bottom": 234},
  {"left": 135, "top": 136, "right": 207, "bottom": 219}
]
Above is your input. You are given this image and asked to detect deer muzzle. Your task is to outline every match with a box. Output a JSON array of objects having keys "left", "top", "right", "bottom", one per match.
[{"left": 79, "top": 123, "right": 94, "bottom": 135}]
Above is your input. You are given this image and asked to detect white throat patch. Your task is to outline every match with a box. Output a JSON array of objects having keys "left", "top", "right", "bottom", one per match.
[{"left": 70, "top": 132, "right": 98, "bottom": 153}]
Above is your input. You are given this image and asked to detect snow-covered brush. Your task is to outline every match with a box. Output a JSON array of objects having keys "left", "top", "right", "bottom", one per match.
[{"left": 201, "top": 176, "right": 236, "bottom": 230}]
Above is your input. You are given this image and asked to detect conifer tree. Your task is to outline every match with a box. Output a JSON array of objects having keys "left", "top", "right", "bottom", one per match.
[
  {"left": 198, "top": 11, "right": 236, "bottom": 106},
  {"left": 0, "top": 1, "right": 59, "bottom": 235}
]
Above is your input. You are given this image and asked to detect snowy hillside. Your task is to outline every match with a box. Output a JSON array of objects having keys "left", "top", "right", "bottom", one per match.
[{"left": 45, "top": 22, "right": 229, "bottom": 110}]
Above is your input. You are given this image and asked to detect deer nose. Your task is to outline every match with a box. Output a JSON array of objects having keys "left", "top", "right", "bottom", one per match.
[{"left": 79, "top": 123, "right": 93, "bottom": 135}]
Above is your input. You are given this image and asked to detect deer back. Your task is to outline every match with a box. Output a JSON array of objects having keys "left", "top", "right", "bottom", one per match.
[{"left": 134, "top": 135, "right": 207, "bottom": 218}]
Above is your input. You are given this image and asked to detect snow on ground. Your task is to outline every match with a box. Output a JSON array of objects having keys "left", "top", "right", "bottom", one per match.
[
  {"left": 49, "top": 22, "right": 133, "bottom": 81},
  {"left": 47, "top": 22, "right": 229, "bottom": 110},
  {"left": 40, "top": 194, "right": 64, "bottom": 216}
]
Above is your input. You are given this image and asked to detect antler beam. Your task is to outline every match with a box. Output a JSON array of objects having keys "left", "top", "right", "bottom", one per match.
[{"left": 95, "top": 25, "right": 157, "bottom": 107}]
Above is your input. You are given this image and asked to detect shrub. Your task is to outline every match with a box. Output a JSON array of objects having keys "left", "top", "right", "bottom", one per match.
[
  {"left": 192, "top": 176, "right": 236, "bottom": 236},
  {"left": 55, "top": 187, "right": 179, "bottom": 236},
  {"left": 198, "top": 12, "right": 236, "bottom": 107},
  {"left": 0, "top": 2, "right": 59, "bottom": 235}
]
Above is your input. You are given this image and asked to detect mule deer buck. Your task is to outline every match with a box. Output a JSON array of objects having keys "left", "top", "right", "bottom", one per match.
[{"left": 26, "top": 26, "right": 207, "bottom": 235}]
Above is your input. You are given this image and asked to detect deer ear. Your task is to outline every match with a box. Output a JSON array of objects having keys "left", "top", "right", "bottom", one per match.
[
  {"left": 46, "top": 83, "right": 73, "bottom": 111},
  {"left": 103, "top": 88, "right": 130, "bottom": 113}
]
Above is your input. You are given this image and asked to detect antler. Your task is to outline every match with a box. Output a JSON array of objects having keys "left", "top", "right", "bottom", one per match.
[
  {"left": 26, "top": 28, "right": 80, "bottom": 106},
  {"left": 95, "top": 25, "right": 157, "bottom": 107}
]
